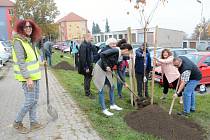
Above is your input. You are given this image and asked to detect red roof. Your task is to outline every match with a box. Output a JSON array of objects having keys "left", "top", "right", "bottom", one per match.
[
  {"left": 0, "top": 0, "right": 15, "bottom": 7},
  {"left": 57, "top": 12, "right": 87, "bottom": 23}
]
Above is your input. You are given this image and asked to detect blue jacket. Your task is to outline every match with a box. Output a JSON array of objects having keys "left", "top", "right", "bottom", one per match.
[{"left": 135, "top": 48, "right": 152, "bottom": 74}]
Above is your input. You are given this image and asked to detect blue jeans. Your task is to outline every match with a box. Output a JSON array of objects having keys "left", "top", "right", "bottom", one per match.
[
  {"left": 183, "top": 80, "right": 199, "bottom": 113},
  {"left": 117, "top": 67, "right": 126, "bottom": 97},
  {"left": 99, "top": 78, "right": 115, "bottom": 110},
  {"left": 15, "top": 80, "right": 39, "bottom": 123},
  {"left": 45, "top": 52, "right": 52, "bottom": 66}
]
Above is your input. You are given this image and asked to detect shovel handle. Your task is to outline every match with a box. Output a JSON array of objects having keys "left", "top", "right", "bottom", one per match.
[
  {"left": 168, "top": 76, "right": 181, "bottom": 115},
  {"left": 44, "top": 61, "right": 50, "bottom": 105},
  {"left": 112, "top": 72, "right": 139, "bottom": 99},
  {"left": 169, "top": 97, "right": 176, "bottom": 115}
]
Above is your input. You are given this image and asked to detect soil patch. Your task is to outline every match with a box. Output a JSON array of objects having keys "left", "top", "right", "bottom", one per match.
[
  {"left": 53, "top": 61, "right": 75, "bottom": 70},
  {"left": 124, "top": 105, "right": 206, "bottom": 140}
]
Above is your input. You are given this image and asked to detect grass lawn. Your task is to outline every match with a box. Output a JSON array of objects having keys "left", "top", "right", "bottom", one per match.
[{"left": 51, "top": 50, "right": 210, "bottom": 140}]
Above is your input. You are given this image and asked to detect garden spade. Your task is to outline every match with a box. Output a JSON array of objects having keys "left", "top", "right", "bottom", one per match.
[
  {"left": 112, "top": 72, "right": 139, "bottom": 99},
  {"left": 44, "top": 61, "right": 58, "bottom": 120},
  {"left": 169, "top": 77, "right": 181, "bottom": 115}
]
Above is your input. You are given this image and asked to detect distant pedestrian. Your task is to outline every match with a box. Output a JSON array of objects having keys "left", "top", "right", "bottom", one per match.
[
  {"left": 155, "top": 49, "right": 180, "bottom": 100},
  {"left": 43, "top": 40, "right": 53, "bottom": 66},
  {"left": 12, "top": 19, "right": 43, "bottom": 134},
  {"left": 173, "top": 56, "right": 202, "bottom": 116},
  {"left": 134, "top": 43, "right": 152, "bottom": 98},
  {"left": 71, "top": 41, "right": 79, "bottom": 68},
  {"left": 92, "top": 38, "right": 132, "bottom": 116},
  {"left": 78, "top": 33, "right": 95, "bottom": 98}
]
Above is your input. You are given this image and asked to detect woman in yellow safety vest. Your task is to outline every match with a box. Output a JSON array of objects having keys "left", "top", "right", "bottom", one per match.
[{"left": 12, "top": 19, "right": 43, "bottom": 134}]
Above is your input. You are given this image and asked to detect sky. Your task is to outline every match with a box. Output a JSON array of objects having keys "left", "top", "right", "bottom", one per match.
[
  {"left": 52, "top": 0, "right": 208, "bottom": 36},
  {"left": 16, "top": 0, "right": 205, "bottom": 36}
]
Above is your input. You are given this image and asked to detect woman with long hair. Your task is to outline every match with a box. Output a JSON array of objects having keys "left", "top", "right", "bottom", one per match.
[
  {"left": 155, "top": 49, "right": 181, "bottom": 100},
  {"left": 12, "top": 19, "right": 43, "bottom": 133}
]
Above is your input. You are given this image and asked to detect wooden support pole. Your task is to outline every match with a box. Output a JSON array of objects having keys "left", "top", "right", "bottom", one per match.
[
  {"left": 127, "top": 27, "right": 136, "bottom": 106},
  {"left": 151, "top": 26, "right": 158, "bottom": 105},
  {"left": 143, "top": 25, "right": 147, "bottom": 98}
]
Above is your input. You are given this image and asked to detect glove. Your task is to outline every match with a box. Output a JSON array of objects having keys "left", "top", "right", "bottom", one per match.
[
  {"left": 144, "top": 76, "right": 147, "bottom": 82},
  {"left": 173, "top": 93, "right": 178, "bottom": 98}
]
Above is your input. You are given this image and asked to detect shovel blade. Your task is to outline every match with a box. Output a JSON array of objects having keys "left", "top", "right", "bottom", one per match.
[{"left": 47, "top": 104, "right": 58, "bottom": 121}]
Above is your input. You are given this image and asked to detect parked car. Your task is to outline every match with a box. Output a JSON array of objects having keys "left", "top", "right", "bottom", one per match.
[
  {"left": 150, "top": 48, "right": 197, "bottom": 60},
  {"left": 0, "top": 41, "right": 12, "bottom": 58},
  {"left": 0, "top": 58, "right": 3, "bottom": 68},
  {"left": 95, "top": 42, "right": 106, "bottom": 49},
  {"left": 155, "top": 52, "right": 210, "bottom": 89},
  {"left": 0, "top": 51, "right": 10, "bottom": 65}
]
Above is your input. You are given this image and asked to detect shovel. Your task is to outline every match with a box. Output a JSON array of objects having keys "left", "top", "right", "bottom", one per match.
[
  {"left": 44, "top": 61, "right": 58, "bottom": 120},
  {"left": 169, "top": 77, "right": 181, "bottom": 115},
  {"left": 112, "top": 72, "right": 139, "bottom": 99}
]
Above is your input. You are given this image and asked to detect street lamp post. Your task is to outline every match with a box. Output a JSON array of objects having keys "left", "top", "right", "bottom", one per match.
[{"left": 196, "top": 0, "right": 203, "bottom": 49}]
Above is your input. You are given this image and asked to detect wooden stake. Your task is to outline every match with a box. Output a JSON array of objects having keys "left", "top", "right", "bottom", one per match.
[
  {"left": 151, "top": 26, "right": 158, "bottom": 105},
  {"left": 127, "top": 27, "right": 136, "bottom": 106},
  {"left": 143, "top": 25, "right": 147, "bottom": 98}
]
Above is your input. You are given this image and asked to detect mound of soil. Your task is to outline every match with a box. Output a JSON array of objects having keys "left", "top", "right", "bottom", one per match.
[
  {"left": 53, "top": 61, "right": 75, "bottom": 70},
  {"left": 124, "top": 105, "right": 206, "bottom": 140}
]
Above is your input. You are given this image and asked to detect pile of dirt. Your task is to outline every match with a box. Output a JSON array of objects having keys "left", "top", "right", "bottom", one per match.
[
  {"left": 53, "top": 61, "right": 75, "bottom": 70},
  {"left": 124, "top": 105, "right": 206, "bottom": 140}
]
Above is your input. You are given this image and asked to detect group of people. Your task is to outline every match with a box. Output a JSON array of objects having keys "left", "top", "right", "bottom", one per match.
[
  {"left": 155, "top": 49, "right": 202, "bottom": 116},
  {"left": 78, "top": 33, "right": 202, "bottom": 118},
  {"left": 11, "top": 19, "right": 202, "bottom": 134}
]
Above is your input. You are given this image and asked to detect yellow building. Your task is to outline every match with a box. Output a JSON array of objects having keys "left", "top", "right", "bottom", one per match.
[{"left": 57, "top": 12, "right": 88, "bottom": 41}]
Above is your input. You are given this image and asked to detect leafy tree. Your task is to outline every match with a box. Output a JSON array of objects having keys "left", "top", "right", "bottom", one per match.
[
  {"left": 15, "top": 0, "right": 60, "bottom": 39},
  {"left": 95, "top": 24, "right": 101, "bottom": 33},
  {"left": 92, "top": 22, "right": 96, "bottom": 34},
  {"left": 191, "top": 18, "right": 209, "bottom": 40},
  {"left": 105, "top": 18, "right": 110, "bottom": 32}
]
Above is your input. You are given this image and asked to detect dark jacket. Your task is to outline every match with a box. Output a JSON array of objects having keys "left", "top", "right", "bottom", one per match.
[
  {"left": 178, "top": 56, "right": 202, "bottom": 81},
  {"left": 78, "top": 40, "right": 94, "bottom": 75},
  {"left": 97, "top": 48, "right": 125, "bottom": 82},
  {"left": 135, "top": 48, "right": 152, "bottom": 74}
]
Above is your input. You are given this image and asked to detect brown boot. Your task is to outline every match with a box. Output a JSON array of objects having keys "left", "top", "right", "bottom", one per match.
[
  {"left": 13, "top": 121, "right": 29, "bottom": 134},
  {"left": 30, "top": 122, "right": 44, "bottom": 131}
]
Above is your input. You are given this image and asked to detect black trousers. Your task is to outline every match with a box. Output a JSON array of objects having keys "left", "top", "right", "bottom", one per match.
[
  {"left": 163, "top": 74, "right": 179, "bottom": 94},
  {"left": 84, "top": 72, "right": 92, "bottom": 96},
  {"left": 135, "top": 72, "right": 149, "bottom": 97}
]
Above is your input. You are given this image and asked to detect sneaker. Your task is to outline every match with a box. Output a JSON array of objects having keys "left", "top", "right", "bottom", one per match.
[
  {"left": 118, "top": 95, "right": 124, "bottom": 99},
  {"left": 177, "top": 111, "right": 189, "bottom": 117},
  {"left": 13, "top": 121, "right": 29, "bottom": 134},
  {"left": 179, "top": 97, "right": 183, "bottom": 104},
  {"left": 110, "top": 104, "right": 123, "bottom": 111},
  {"left": 190, "top": 109, "right": 195, "bottom": 113},
  {"left": 102, "top": 109, "right": 114, "bottom": 116},
  {"left": 30, "top": 122, "right": 44, "bottom": 131},
  {"left": 85, "top": 94, "right": 95, "bottom": 99},
  {"left": 160, "top": 94, "right": 167, "bottom": 100}
]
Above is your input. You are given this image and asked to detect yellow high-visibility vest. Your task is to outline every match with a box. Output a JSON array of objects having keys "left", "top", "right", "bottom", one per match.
[{"left": 12, "top": 38, "right": 41, "bottom": 81}]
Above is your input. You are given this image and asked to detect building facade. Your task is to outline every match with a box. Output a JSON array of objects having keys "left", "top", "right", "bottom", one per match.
[
  {"left": 183, "top": 40, "right": 210, "bottom": 51},
  {"left": 0, "top": 0, "right": 15, "bottom": 40},
  {"left": 93, "top": 27, "right": 185, "bottom": 48},
  {"left": 57, "top": 12, "right": 88, "bottom": 41}
]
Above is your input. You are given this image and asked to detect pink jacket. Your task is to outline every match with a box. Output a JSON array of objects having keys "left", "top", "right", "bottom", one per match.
[{"left": 157, "top": 56, "right": 180, "bottom": 83}]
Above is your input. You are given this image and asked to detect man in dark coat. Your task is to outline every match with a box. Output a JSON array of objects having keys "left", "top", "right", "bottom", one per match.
[
  {"left": 134, "top": 43, "right": 152, "bottom": 98},
  {"left": 78, "top": 33, "right": 94, "bottom": 98}
]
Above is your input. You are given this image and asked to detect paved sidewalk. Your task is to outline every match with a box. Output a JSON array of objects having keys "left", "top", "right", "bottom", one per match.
[{"left": 0, "top": 65, "right": 102, "bottom": 140}]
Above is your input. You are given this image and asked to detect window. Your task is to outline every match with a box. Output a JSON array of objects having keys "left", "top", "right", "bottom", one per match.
[
  {"left": 9, "top": 9, "right": 14, "bottom": 16},
  {"left": 203, "top": 56, "right": 210, "bottom": 66},
  {"left": 118, "top": 34, "right": 123, "bottom": 39}
]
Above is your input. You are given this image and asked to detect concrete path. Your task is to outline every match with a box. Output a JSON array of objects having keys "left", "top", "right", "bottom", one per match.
[{"left": 0, "top": 64, "right": 102, "bottom": 140}]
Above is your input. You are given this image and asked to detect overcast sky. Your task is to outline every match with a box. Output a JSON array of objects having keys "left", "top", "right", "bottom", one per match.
[{"left": 55, "top": 0, "right": 209, "bottom": 36}]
